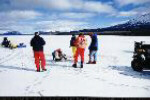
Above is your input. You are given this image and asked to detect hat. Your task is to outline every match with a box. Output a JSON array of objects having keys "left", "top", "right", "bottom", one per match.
[
  {"left": 4, "top": 37, "right": 8, "bottom": 40},
  {"left": 79, "top": 32, "right": 84, "bottom": 36},
  {"left": 34, "top": 32, "right": 39, "bottom": 36},
  {"left": 88, "top": 32, "right": 93, "bottom": 35}
]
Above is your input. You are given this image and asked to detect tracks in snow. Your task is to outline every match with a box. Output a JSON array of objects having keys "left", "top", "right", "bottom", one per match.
[{"left": 25, "top": 68, "right": 51, "bottom": 96}]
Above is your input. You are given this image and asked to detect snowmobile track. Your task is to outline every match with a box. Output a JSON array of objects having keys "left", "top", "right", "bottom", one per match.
[
  {"left": 0, "top": 50, "right": 20, "bottom": 64},
  {"left": 25, "top": 68, "right": 51, "bottom": 96}
]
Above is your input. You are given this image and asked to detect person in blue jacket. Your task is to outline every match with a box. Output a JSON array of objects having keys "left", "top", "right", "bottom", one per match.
[{"left": 87, "top": 32, "right": 98, "bottom": 64}]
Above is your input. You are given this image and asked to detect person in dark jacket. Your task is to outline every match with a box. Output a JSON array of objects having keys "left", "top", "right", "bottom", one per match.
[
  {"left": 1, "top": 37, "right": 18, "bottom": 49},
  {"left": 87, "top": 32, "right": 98, "bottom": 64},
  {"left": 1, "top": 37, "right": 11, "bottom": 48},
  {"left": 70, "top": 34, "right": 77, "bottom": 57},
  {"left": 30, "top": 32, "right": 46, "bottom": 72}
]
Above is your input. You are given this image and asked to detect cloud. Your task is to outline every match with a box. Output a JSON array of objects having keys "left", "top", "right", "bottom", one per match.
[
  {"left": 46, "top": 0, "right": 73, "bottom": 10},
  {"left": 0, "top": 10, "right": 43, "bottom": 34},
  {"left": 35, "top": 20, "right": 90, "bottom": 32},
  {"left": 117, "top": 11, "right": 138, "bottom": 17},
  {"left": 0, "top": 10, "right": 43, "bottom": 21},
  {"left": 132, "top": 6, "right": 150, "bottom": 15},
  {"left": 0, "top": 18, "right": 90, "bottom": 34},
  {"left": 0, "top": 0, "right": 135, "bottom": 34},
  {"left": 0, "top": 20, "right": 36, "bottom": 34},
  {"left": 115, "top": 0, "right": 150, "bottom": 6},
  {"left": 109, "top": 20, "right": 129, "bottom": 26},
  {"left": 0, "top": 0, "right": 117, "bottom": 14},
  {"left": 60, "top": 12, "right": 96, "bottom": 19},
  {"left": 0, "top": 0, "right": 74, "bottom": 11},
  {"left": 82, "top": 1, "right": 116, "bottom": 14},
  {"left": 117, "top": 6, "right": 150, "bottom": 17}
]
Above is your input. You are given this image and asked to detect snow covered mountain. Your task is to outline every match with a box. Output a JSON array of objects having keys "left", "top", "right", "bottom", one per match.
[
  {"left": 105, "top": 13, "right": 150, "bottom": 31},
  {"left": 95, "top": 13, "right": 150, "bottom": 35},
  {"left": 128, "top": 13, "right": 150, "bottom": 25},
  {"left": 78, "top": 13, "right": 150, "bottom": 35}
]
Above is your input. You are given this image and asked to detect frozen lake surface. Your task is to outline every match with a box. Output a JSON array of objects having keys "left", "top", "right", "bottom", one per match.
[{"left": 0, "top": 35, "right": 150, "bottom": 97}]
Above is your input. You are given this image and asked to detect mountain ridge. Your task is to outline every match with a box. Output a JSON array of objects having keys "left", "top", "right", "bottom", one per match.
[{"left": 78, "top": 12, "right": 150, "bottom": 35}]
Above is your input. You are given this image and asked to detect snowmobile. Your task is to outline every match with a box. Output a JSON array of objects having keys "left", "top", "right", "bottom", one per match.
[{"left": 131, "top": 41, "right": 150, "bottom": 72}]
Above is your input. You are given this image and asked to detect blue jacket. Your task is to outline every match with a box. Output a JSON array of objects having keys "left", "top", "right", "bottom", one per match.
[{"left": 88, "top": 33, "right": 98, "bottom": 50}]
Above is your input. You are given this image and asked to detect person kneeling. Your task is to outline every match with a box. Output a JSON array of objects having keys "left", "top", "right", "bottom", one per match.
[
  {"left": 52, "top": 48, "right": 67, "bottom": 62},
  {"left": 1, "top": 37, "right": 18, "bottom": 49}
]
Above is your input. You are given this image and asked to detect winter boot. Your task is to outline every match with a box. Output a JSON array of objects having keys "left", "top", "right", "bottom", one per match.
[
  {"left": 81, "top": 61, "right": 83, "bottom": 68},
  {"left": 86, "top": 61, "right": 92, "bottom": 64},
  {"left": 72, "top": 63, "right": 77, "bottom": 68},
  {"left": 92, "top": 61, "right": 96, "bottom": 64},
  {"left": 63, "top": 54, "right": 67, "bottom": 60},
  {"left": 42, "top": 68, "right": 47, "bottom": 71},
  {"left": 37, "top": 69, "right": 40, "bottom": 72}
]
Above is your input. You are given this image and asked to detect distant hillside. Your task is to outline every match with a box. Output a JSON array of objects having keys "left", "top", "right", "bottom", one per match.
[{"left": 3, "top": 31, "right": 22, "bottom": 35}]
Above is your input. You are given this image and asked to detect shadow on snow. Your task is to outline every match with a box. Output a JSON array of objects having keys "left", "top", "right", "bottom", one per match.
[
  {"left": 108, "top": 65, "right": 150, "bottom": 80},
  {"left": 0, "top": 65, "right": 35, "bottom": 72},
  {"left": 46, "top": 59, "right": 73, "bottom": 68},
  {"left": 123, "top": 50, "right": 134, "bottom": 53}
]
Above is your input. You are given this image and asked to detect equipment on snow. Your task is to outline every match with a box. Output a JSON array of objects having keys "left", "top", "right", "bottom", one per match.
[{"left": 17, "top": 43, "right": 26, "bottom": 48}]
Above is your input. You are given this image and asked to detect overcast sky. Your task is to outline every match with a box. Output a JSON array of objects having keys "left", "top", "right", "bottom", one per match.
[{"left": 0, "top": 0, "right": 150, "bottom": 34}]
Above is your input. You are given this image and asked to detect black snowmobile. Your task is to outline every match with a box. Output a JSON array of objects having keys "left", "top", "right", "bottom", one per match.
[{"left": 131, "top": 41, "right": 150, "bottom": 72}]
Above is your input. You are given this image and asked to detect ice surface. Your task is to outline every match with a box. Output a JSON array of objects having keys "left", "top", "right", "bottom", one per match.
[{"left": 0, "top": 35, "right": 150, "bottom": 97}]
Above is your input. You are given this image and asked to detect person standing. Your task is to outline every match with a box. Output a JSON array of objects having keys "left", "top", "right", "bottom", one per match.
[
  {"left": 30, "top": 32, "right": 46, "bottom": 72},
  {"left": 87, "top": 32, "right": 98, "bottom": 64},
  {"left": 72, "top": 33, "right": 87, "bottom": 68},
  {"left": 70, "top": 34, "right": 77, "bottom": 57}
]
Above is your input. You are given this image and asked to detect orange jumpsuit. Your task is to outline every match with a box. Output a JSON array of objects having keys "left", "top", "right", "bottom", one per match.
[{"left": 74, "top": 35, "right": 87, "bottom": 63}]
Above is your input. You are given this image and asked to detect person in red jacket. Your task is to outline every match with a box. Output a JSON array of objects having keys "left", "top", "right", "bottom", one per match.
[
  {"left": 72, "top": 33, "right": 87, "bottom": 68},
  {"left": 30, "top": 32, "right": 46, "bottom": 72},
  {"left": 52, "top": 48, "right": 67, "bottom": 61}
]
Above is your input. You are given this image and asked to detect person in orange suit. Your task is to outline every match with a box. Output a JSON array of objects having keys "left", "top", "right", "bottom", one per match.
[{"left": 72, "top": 33, "right": 87, "bottom": 68}]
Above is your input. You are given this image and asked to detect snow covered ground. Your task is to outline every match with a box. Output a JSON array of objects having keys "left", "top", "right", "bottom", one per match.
[{"left": 0, "top": 35, "right": 150, "bottom": 97}]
